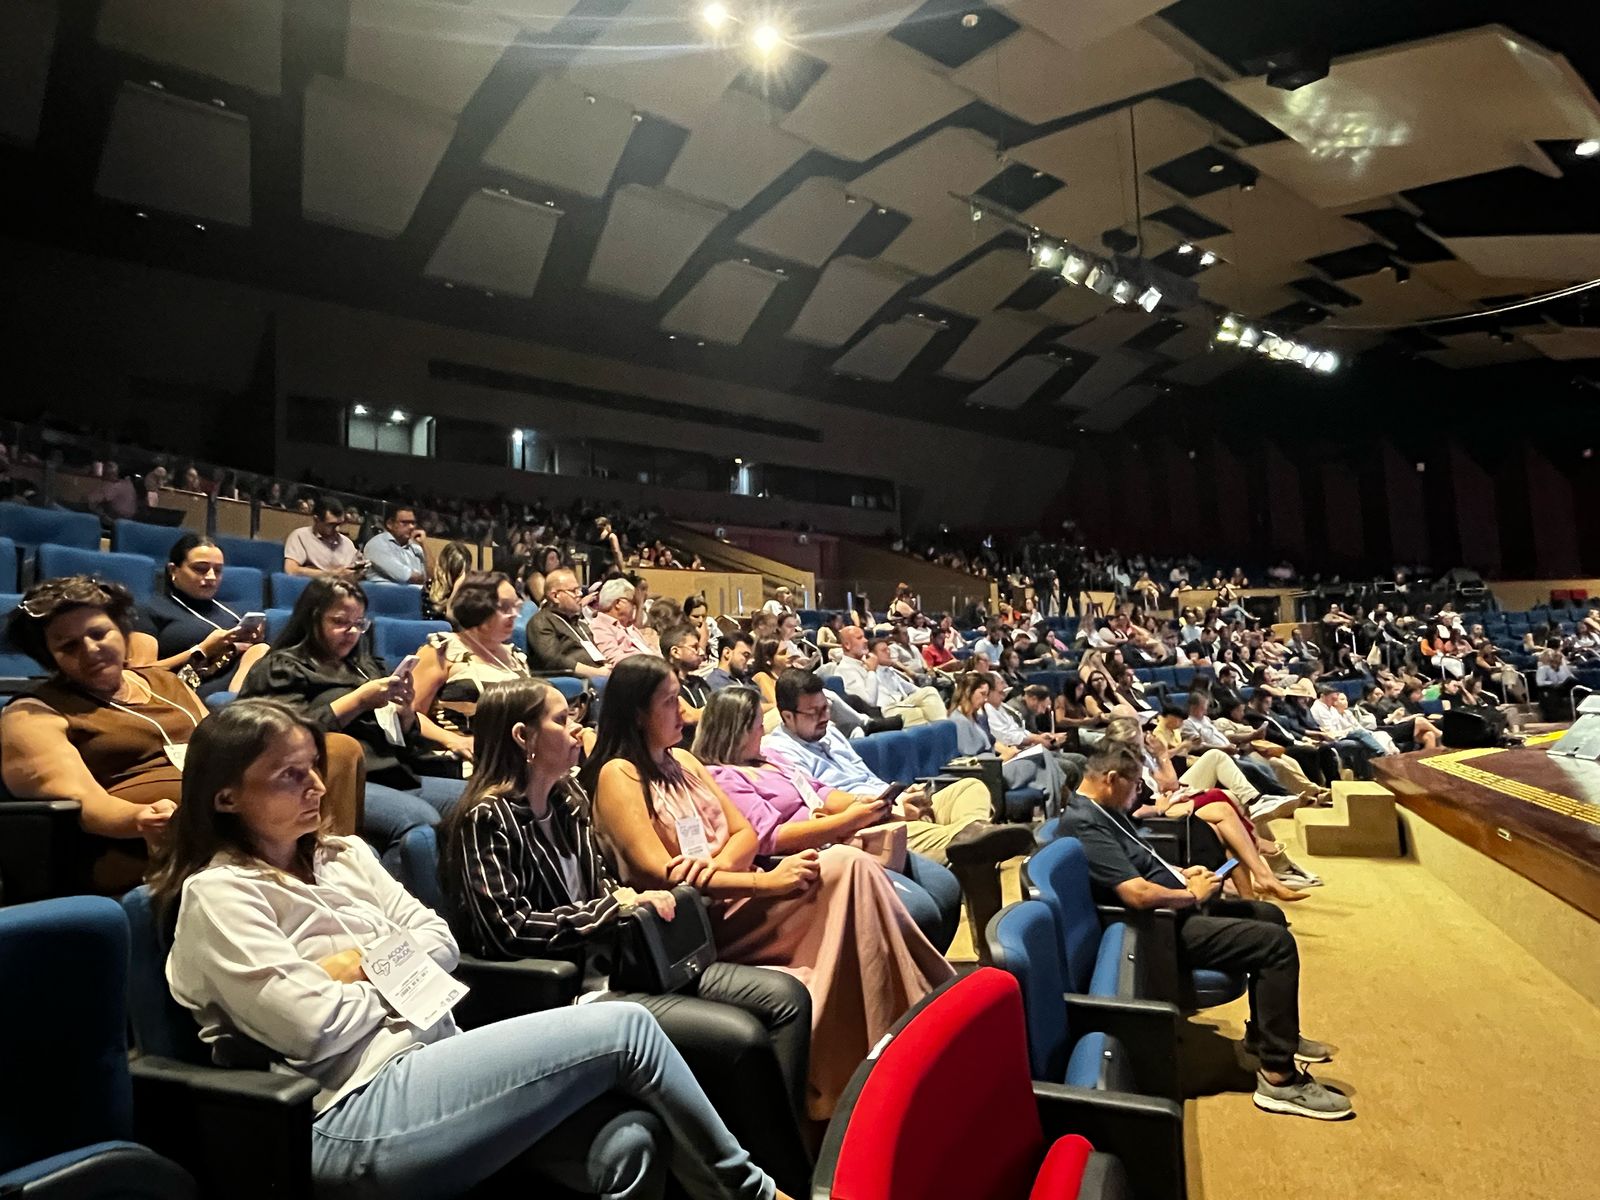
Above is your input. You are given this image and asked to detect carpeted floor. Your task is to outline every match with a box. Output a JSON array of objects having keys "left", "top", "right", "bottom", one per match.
[{"left": 947, "top": 820, "right": 1600, "bottom": 1199}]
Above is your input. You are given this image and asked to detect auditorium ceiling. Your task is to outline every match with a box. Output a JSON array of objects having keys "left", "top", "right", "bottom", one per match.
[{"left": 4, "top": 0, "right": 1600, "bottom": 435}]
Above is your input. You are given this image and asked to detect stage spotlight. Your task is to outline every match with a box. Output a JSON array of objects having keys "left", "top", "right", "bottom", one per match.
[
  {"left": 1136, "top": 285, "right": 1162, "bottom": 312},
  {"left": 1576, "top": 139, "right": 1600, "bottom": 158},
  {"left": 750, "top": 22, "right": 784, "bottom": 58},
  {"left": 1215, "top": 314, "right": 1243, "bottom": 343},
  {"left": 701, "top": 3, "right": 731, "bottom": 30},
  {"left": 1111, "top": 278, "right": 1136, "bottom": 305},
  {"left": 1286, "top": 342, "right": 1310, "bottom": 364},
  {"left": 969, "top": 204, "right": 983, "bottom": 222},
  {"left": 1085, "top": 264, "right": 1115, "bottom": 294},
  {"left": 1198, "top": 250, "right": 1218, "bottom": 267},
  {"left": 389, "top": 409, "right": 407, "bottom": 423},
  {"left": 352, "top": 404, "right": 367, "bottom": 416},
  {"left": 1031, "top": 241, "right": 1059, "bottom": 269},
  {"left": 1060, "top": 253, "right": 1090, "bottom": 284},
  {"left": 1238, "top": 325, "right": 1261, "bottom": 350},
  {"left": 1312, "top": 351, "right": 1340, "bottom": 374},
  {"left": 1177, "top": 243, "right": 1195, "bottom": 255}
]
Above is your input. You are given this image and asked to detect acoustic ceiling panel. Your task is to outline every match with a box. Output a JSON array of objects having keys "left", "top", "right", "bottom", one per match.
[
  {"left": 1055, "top": 308, "right": 1158, "bottom": 354},
  {"left": 564, "top": 0, "right": 747, "bottom": 126},
  {"left": 917, "top": 247, "right": 1031, "bottom": 319},
  {"left": 586, "top": 184, "right": 726, "bottom": 301},
  {"left": 1419, "top": 332, "right": 1542, "bottom": 369},
  {"left": 736, "top": 176, "right": 869, "bottom": 268},
  {"left": 97, "top": 0, "right": 283, "bottom": 95},
  {"left": 345, "top": 0, "right": 519, "bottom": 115},
  {"left": 787, "top": 256, "right": 911, "bottom": 348},
  {"left": 96, "top": 83, "right": 253, "bottom": 226},
  {"left": 1058, "top": 348, "right": 1152, "bottom": 408},
  {"left": 879, "top": 196, "right": 995, "bottom": 276},
  {"left": 468, "top": 0, "right": 582, "bottom": 36},
  {"left": 484, "top": 77, "right": 638, "bottom": 198},
  {"left": 1192, "top": 177, "right": 1370, "bottom": 279},
  {"left": 1521, "top": 327, "right": 1600, "bottom": 361},
  {"left": 1037, "top": 283, "right": 1114, "bottom": 326},
  {"left": 832, "top": 318, "right": 941, "bottom": 381},
  {"left": 662, "top": 261, "right": 784, "bottom": 345},
  {"left": 998, "top": 0, "right": 1169, "bottom": 50},
  {"left": 951, "top": 25, "right": 1189, "bottom": 125},
  {"left": 794, "top": 1, "right": 916, "bottom": 66},
  {"left": 1163, "top": 351, "right": 1242, "bottom": 386},
  {"left": 1440, "top": 235, "right": 1600, "bottom": 284},
  {"left": 1414, "top": 260, "right": 1562, "bottom": 304},
  {"left": 663, "top": 90, "right": 810, "bottom": 210},
  {"left": 302, "top": 75, "right": 454, "bottom": 237},
  {"left": 0, "top": 0, "right": 57, "bottom": 147},
  {"left": 1079, "top": 384, "right": 1160, "bottom": 430},
  {"left": 1152, "top": 309, "right": 1216, "bottom": 360},
  {"left": 1226, "top": 28, "right": 1600, "bottom": 208},
  {"left": 963, "top": 354, "right": 1060, "bottom": 409},
  {"left": 780, "top": 40, "right": 968, "bottom": 162},
  {"left": 424, "top": 188, "right": 562, "bottom": 296},
  {"left": 940, "top": 312, "right": 1050, "bottom": 381},
  {"left": 850, "top": 127, "right": 1001, "bottom": 220},
  {"left": 1334, "top": 272, "right": 1460, "bottom": 324}
]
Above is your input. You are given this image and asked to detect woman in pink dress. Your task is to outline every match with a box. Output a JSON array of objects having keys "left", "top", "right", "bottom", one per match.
[{"left": 581, "top": 656, "right": 952, "bottom": 1119}]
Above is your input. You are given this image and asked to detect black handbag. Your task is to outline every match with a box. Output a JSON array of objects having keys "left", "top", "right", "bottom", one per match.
[{"left": 611, "top": 885, "right": 717, "bottom": 994}]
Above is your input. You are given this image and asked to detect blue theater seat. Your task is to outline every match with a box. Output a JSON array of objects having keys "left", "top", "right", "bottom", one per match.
[
  {"left": 0, "top": 592, "right": 40, "bottom": 679},
  {"left": 111, "top": 518, "right": 186, "bottom": 562},
  {"left": 214, "top": 535, "right": 285, "bottom": 578},
  {"left": 212, "top": 564, "right": 266, "bottom": 610},
  {"left": 269, "top": 572, "right": 309, "bottom": 609},
  {"left": 0, "top": 502, "right": 100, "bottom": 552},
  {"left": 372, "top": 617, "right": 449, "bottom": 666},
  {"left": 363, "top": 581, "right": 423, "bottom": 619},
  {"left": 35, "top": 544, "right": 158, "bottom": 604},
  {"left": 0, "top": 537, "right": 17, "bottom": 593}
]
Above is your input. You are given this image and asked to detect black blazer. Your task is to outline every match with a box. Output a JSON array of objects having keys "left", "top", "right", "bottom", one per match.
[{"left": 525, "top": 606, "right": 607, "bottom": 674}]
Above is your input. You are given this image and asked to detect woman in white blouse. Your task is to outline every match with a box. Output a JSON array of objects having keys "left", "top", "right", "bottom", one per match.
[{"left": 153, "top": 698, "right": 787, "bottom": 1200}]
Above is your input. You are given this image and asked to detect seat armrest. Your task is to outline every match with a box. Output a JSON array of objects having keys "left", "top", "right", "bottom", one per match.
[
  {"left": 1097, "top": 905, "right": 1180, "bottom": 1004},
  {"left": 1063, "top": 994, "right": 1181, "bottom": 1101},
  {"left": 0, "top": 799, "right": 84, "bottom": 905},
  {"left": 454, "top": 954, "right": 582, "bottom": 1027},
  {"left": 1032, "top": 1082, "right": 1186, "bottom": 1200},
  {"left": 131, "top": 1055, "right": 316, "bottom": 1199}
]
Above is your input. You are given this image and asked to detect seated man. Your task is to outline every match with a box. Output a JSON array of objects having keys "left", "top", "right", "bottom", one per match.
[
  {"left": 282, "top": 496, "right": 362, "bottom": 579},
  {"left": 834, "top": 627, "right": 946, "bottom": 726},
  {"left": 589, "top": 577, "right": 659, "bottom": 664},
  {"left": 361, "top": 504, "right": 427, "bottom": 584},
  {"left": 524, "top": 567, "right": 609, "bottom": 681},
  {"left": 1309, "top": 686, "right": 1393, "bottom": 771},
  {"left": 760, "top": 585, "right": 796, "bottom": 617},
  {"left": 1061, "top": 744, "right": 1351, "bottom": 1121},
  {"left": 763, "top": 669, "right": 1034, "bottom": 956},
  {"left": 702, "top": 631, "right": 755, "bottom": 691},
  {"left": 1180, "top": 693, "right": 1299, "bottom": 814}
]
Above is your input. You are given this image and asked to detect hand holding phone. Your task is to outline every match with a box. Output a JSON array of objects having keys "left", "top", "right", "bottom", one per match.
[
  {"left": 392, "top": 653, "right": 421, "bottom": 681},
  {"left": 239, "top": 611, "right": 267, "bottom": 637},
  {"left": 1213, "top": 857, "right": 1241, "bottom": 880},
  {"left": 875, "top": 781, "right": 910, "bottom": 806}
]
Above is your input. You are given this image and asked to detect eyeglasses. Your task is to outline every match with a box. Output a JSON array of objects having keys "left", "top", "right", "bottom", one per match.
[
  {"left": 792, "top": 703, "right": 830, "bottom": 720},
  {"left": 495, "top": 601, "right": 520, "bottom": 614},
  {"left": 327, "top": 617, "right": 372, "bottom": 634}
]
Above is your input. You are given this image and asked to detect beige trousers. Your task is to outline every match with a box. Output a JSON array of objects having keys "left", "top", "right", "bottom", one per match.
[
  {"left": 884, "top": 687, "right": 949, "bottom": 727},
  {"left": 903, "top": 779, "right": 991, "bottom": 863}
]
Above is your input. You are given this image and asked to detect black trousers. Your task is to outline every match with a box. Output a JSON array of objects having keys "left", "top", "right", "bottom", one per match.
[
  {"left": 1283, "top": 742, "right": 1340, "bottom": 786},
  {"left": 1177, "top": 899, "right": 1300, "bottom": 1073},
  {"left": 605, "top": 961, "right": 814, "bottom": 1195}
]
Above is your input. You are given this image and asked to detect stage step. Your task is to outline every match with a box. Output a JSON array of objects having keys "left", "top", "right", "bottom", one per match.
[{"left": 1294, "top": 781, "right": 1402, "bottom": 857}]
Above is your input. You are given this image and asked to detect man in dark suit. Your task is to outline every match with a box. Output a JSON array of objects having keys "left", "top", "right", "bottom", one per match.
[{"left": 525, "top": 567, "right": 609, "bottom": 680}]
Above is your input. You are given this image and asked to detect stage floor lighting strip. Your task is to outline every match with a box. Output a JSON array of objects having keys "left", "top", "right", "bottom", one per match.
[{"left": 1422, "top": 746, "right": 1600, "bottom": 827}]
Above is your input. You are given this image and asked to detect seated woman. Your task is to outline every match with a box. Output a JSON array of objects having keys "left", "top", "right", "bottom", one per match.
[
  {"left": 582, "top": 656, "right": 952, "bottom": 1120},
  {"left": 994, "top": 648, "right": 1026, "bottom": 697},
  {"left": 134, "top": 534, "right": 268, "bottom": 697},
  {"left": 441, "top": 679, "right": 814, "bottom": 1195},
  {"left": 684, "top": 592, "right": 718, "bottom": 659},
  {"left": 0, "top": 576, "right": 361, "bottom": 892},
  {"left": 240, "top": 576, "right": 468, "bottom": 866},
  {"left": 409, "top": 571, "right": 530, "bottom": 741},
  {"left": 155, "top": 698, "right": 789, "bottom": 1200},
  {"left": 747, "top": 637, "right": 789, "bottom": 724},
  {"left": 948, "top": 672, "right": 1058, "bottom": 812},
  {"left": 422, "top": 540, "right": 472, "bottom": 621}
]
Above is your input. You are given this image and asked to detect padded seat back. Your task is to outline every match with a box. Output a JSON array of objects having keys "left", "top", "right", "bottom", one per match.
[
  {"left": 120, "top": 887, "right": 211, "bottom": 1067},
  {"left": 372, "top": 618, "right": 449, "bottom": 667},
  {"left": 854, "top": 732, "right": 892, "bottom": 781},
  {"left": 111, "top": 519, "right": 185, "bottom": 562},
  {"left": 269, "top": 573, "right": 310, "bottom": 610},
  {"left": 0, "top": 536, "right": 16, "bottom": 593},
  {"left": 0, "top": 896, "right": 135, "bottom": 1172},
  {"left": 987, "top": 900, "right": 1073, "bottom": 1082},
  {"left": 36, "top": 545, "right": 158, "bottom": 604},
  {"left": 0, "top": 592, "right": 41, "bottom": 678},
  {"left": 0, "top": 503, "right": 100, "bottom": 552},
  {"left": 215, "top": 536, "right": 285, "bottom": 578},
  {"left": 212, "top": 565, "right": 266, "bottom": 610},
  {"left": 364, "top": 582, "right": 423, "bottom": 619},
  {"left": 825, "top": 970, "right": 1046, "bottom": 1200},
  {"left": 1023, "top": 838, "right": 1104, "bottom": 995}
]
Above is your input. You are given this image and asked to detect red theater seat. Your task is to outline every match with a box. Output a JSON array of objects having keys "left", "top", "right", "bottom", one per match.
[{"left": 812, "top": 969, "right": 1141, "bottom": 1200}]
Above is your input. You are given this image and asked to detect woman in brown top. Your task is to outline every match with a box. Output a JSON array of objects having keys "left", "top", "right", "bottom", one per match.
[{"left": 0, "top": 575, "right": 360, "bottom": 891}]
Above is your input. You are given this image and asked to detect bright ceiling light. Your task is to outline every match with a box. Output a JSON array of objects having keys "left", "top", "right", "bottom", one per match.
[
  {"left": 1176, "top": 243, "right": 1195, "bottom": 255},
  {"left": 1238, "top": 326, "right": 1261, "bottom": 350},
  {"left": 1576, "top": 139, "right": 1600, "bottom": 157},
  {"left": 1085, "top": 264, "right": 1114, "bottom": 294},
  {"left": 750, "top": 22, "right": 783, "bottom": 57},
  {"left": 1286, "top": 342, "right": 1310, "bottom": 363},
  {"left": 1032, "top": 242, "right": 1059, "bottom": 269},
  {"left": 1312, "top": 351, "right": 1340, "bottom": 373},
  {"left": 390, "top": 409, "right": 407, "bottom": 422},
  {"left": 1198, "top": 250, "right": 1218, "bottom": 267},
  {"left": 352, "top": 403, "right": 367, "bottom": 416},
  {"left": 1215, "top": 314, "right": 1243, "bottom": 343},
  {"left": 701, "top": 3, "right": 732, "bottom": 30},
  {"left": 1136, "top": 286, "right": 1162, "bottom": 313},
  {"left": 1110, "top": 278, "right": 1136, "bottom": 305},
  {"left": 1060, "top": 253, "right": 1090, "bottom": 284}
]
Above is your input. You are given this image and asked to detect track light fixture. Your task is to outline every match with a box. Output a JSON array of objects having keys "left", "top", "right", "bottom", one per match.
[{"left": 1214, "top": 314, "right": 1340, "bottom": 373}]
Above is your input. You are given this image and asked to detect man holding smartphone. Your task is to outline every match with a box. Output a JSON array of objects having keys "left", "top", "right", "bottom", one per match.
[{"left": 1061, "top": 744, "right": 1352, "bottom": 1122}]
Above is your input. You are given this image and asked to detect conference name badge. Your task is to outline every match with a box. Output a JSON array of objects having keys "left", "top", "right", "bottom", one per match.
[
  {"left": 675, "top": 813, "right": 711, "bottom": 859},
  {"left": 361, "top": 932, "right": 468, "bottom": 1031},
  {"left": 163, "top": 743, "right": 188, "bottom": 771}
]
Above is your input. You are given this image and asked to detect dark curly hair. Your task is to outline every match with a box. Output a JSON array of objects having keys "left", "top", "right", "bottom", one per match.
[
  {"left": 448, "top": 571, "right": 513, "bottom": 631},
  {"left": 7, "top": 576, "right": 138, "bottom": 670}
]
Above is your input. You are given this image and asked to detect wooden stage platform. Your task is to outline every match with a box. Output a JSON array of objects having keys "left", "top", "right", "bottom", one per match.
[{"left": 1374, "top": 739, "right": 1600, "bottom": 923}]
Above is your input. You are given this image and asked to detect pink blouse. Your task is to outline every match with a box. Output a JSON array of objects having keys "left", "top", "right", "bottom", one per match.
[
  {"left": 706, "top": 762, "right": 829, "bottom": 856},
  {"left": 648, "top": 763, "right": 730, "bottom": 856}
]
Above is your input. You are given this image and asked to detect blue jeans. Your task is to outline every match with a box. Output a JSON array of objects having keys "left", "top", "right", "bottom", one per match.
[
  {"left": 311, "top": 1003, "right": 774, "bottom": 1200},
  {"left": 363, "top": 776, "right": 467, "bottom": 871},
  {"left": 897, "top": 853, "right": 961, "bottom": 952}
]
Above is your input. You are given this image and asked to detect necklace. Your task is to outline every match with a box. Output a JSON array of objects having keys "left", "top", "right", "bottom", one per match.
[{"left": 461, "top": 629, "right": 516, "bottom": 672}]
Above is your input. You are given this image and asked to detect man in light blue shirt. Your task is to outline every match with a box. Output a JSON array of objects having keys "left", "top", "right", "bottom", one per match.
[{"left": 362, "top": 505, "right": 427, "bottom": 585}]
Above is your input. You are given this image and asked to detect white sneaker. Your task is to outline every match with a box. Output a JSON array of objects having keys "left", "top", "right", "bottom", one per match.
[{"left": 1249, "top": 795, "right": 1300, "bottom": 822}]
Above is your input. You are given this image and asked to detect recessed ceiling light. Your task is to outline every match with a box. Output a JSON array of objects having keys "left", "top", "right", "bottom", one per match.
[
  {"left": 1208, "top": 163, "right": 1225, "bottom": 174},
  {"left": 961, "top": 12, "right": 979, "bottom": 28},
  {"left": 1576, "top": 139, "right": 1600, "bottom": 158},
  {"left": 700, "top": 3, "right": 731, "bottom": 30}
]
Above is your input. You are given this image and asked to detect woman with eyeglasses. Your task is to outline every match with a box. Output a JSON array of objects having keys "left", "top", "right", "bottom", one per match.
[
  {"left": 409, "top": 572, "right": 529, "bottom": 748},
  {"left": 135, "top": 533, "right": 269, "bottom": 696},
  {"left": 240, "top": 575, "right": 468, "bottom": 866},
  {"left": 0, "top": 575, "right": 362, "bottom": 892}
]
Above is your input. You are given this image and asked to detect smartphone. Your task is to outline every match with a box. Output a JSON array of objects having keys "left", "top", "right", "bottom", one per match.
[
  {"left": 1214, "top": 857, "right": 1241, "bottom": 880},
  {"left": 875, "top": 781, "right": 910, "bottom": 806},
  {"left": 391, "top": 653, "right": 421, "bottom": 681},
  {"left": 239, "top": 611, "right": 266, "bottom": 635}
]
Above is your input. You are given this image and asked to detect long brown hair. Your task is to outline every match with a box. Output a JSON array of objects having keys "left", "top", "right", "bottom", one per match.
[
  {"left": 691, "top": 687, "right": 763, "bottom": 766},
  {"left": 148, "top": 699, "right": 327, "bottom": 917}
]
